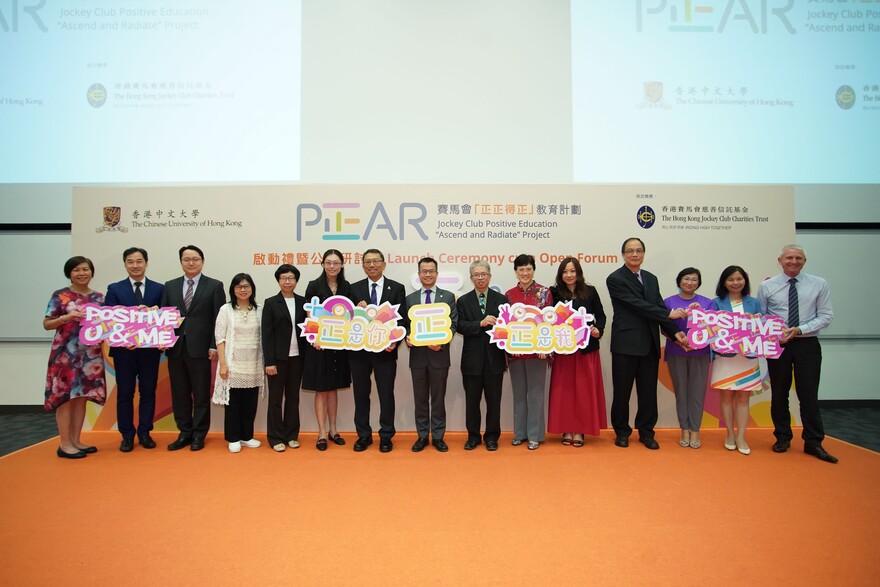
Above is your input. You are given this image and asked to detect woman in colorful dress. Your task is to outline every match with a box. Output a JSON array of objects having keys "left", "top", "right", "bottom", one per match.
[
  {"left": 547, "top": 257, "right": 606, "bottom": 447},
  {"left": 43, "top": 256, "right": 106, "bottom": 459},
  {"left": 710, "top": 265, "right": 765, "bottom": 455},
  {"left": 213, "top": 273, "right": 265, "bottom": 453},
  {"left": 663, "top": 267, "right": 713, "bottom": 449},
  {"left": 505, "top": 254, "right": 553, "bottom": 450},
  {"left": 302, "top": 249, "right": 352, "bottom": 451}
]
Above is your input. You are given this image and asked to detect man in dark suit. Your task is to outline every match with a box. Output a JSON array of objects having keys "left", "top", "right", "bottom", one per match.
[
  {"left": 160, "top": 245, "right": 225, "bottom": 451},
  {"left": 606, "top": 237, "right": 687, "bottom": 450},
  {"left": 456, "top": 259, "right": 508, "bottom": 451},
  {"left": 404, "top": 257, "right": 458, "bottom": 453},
  {"left": 349, "top": 248, "right": 406, "bottom": 453},
  {"left": 104, "top": 247, "right": 164, "bottom": 453}
]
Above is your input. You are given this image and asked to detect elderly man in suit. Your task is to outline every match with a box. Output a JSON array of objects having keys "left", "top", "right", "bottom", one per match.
[
  {"left": 404, "top": 257, "right": 458, "bottom": 453},
  {"left": 104, "top": 247, "right": 165, "bottom": 453},
  {"left": 160, "top": 245, "right": 225, "bottom": 452},
  {"left": 606, "top": 237, "right": 687, "bottom": 450},
  {"left": 349, "top": 248, "right": 406, "bottom": 453},
  {"left": 456, "top": 259, "right": 509, "bottom": 451}
]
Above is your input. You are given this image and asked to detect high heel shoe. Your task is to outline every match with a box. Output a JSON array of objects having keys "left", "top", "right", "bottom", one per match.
[
  {"left": 57, "top": 447, "right": 86, "bottom": 459},
  {"left": 736, "top": 440, "right": 751, "bottom": 455},
  {"left": 679, "top": 430, "right": 690, "bottom": 448}
]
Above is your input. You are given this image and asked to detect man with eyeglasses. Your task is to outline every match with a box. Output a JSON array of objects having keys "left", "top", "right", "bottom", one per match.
[
  {"left": 404, "top": 257, "right": 458, "bottom": 453},
  {"left": 161, "top": 245, "right": 225, "bottom": 451},
  {"left": 456, "top": 259, "right": 509, "bottom": 451},
  {"left": 606, "top": 238, "right": 687, "bottom": 450},
  {"left": 349, "top": 249, "right": 406, "bottom": 453}
]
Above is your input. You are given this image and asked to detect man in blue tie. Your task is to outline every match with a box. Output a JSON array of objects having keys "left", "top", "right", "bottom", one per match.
[
  {"left": 757, "top": 244, "right": 837, "bottom": 463},
  {"left": 104, "top": 247, "right": 164, "bottom": 452},
  {"left": 349, "top": 249, "right": 406, "bottom": 453}
]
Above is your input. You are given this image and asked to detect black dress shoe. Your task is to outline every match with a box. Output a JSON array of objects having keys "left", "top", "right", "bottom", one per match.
[
  {"left": 57, "top": 447, "right": 87, "bottom": 459},
  {"left": 432, "top": 439, "right": 449, "bottom": 453},
  {"left": 379, "top": 438, "right": 393, "bottom": 453},
  {"left": 167, "top": 437, "right": 193, "bottom": 451},
  {"left": 805, "top": 445, "right": 838, "bottom": 463},
  {"left": 353, "top": 437, "right": 373, "bottom": 452},
  {"left": 411, "top": 437, "right": 429, "bottom": 452},
  {"left": 190, "top": 438, "right": 205, "bottom": 451},
  {"left": 772, "top": 439, "right": 791, "bottom": 453},
  {"left": 329, "top": 433, "right": 346, "bottom": 446},
  {"left": 614, "top": 435, "right": 629, "bottom": 448},
  {"left": 78, "top": 445, "right": 98, "bottom": 454},
  {"left": 464, "top": 439, "right": 480, "bottom": 451},
  {"left": 120, "top": 438, "right": 134, "bottom": 453},
  {"left": 138, "top": 434, "right": 157, "bottom": 449},
  {"left": 639, "top": 437, "right": 660, "bottom": 450},
  {"left": 486, "top": 440, "right": 499, "bottom": 451}
]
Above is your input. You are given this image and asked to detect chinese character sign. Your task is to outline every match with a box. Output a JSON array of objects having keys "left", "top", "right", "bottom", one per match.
[
  {"left": 78, "top": 303, "right": 184, "bottom": 348},
  {"left": 300, "top": 295, "right": 406, "bottom": 352},
  {"left": 488, "top": 302, "right": 594, "bottom": 355},
  {"left": 687, "top": 309, "right": 786, "bottom": 359},
  {"left": 407, "top": 303, "right": 453, "bottom": 347}
]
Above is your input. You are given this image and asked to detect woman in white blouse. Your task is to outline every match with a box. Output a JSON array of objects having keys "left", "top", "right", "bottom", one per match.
[{"left": 214, "top": 273, "right": 265, "bottom": 453}]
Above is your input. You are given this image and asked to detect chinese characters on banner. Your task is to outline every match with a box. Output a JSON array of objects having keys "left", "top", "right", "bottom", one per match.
[
  {"left": 78, "top": 304, "right": 184, "bottom": 348},
  {"left": 300, "top": 296, "right": 406, "bottom": 352},
  {"left": 407, "top": 303, "right": 454, "bottom": 346},
  {"left": 687, "top": 309, "right": 786, "bottom": 359},
  {"left": 487, "top": 302, "right": 594, "bottom": 355}
]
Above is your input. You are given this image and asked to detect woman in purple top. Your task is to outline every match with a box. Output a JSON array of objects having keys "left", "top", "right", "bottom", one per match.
[{"left": 663, "top": 267, "right": 713, "bottom": 449}]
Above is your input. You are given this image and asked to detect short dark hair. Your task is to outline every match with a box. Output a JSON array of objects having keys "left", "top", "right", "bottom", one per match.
[
  {"left": 64, "top": 256, "right": 94, "bottom": 279},
  {"left": 676, "top": 267, "right": 702, "bottom": 288},
  {"left": 716, "top": 265, "right": 751, "bottom": 298},
  {"left": 621, "top": 237, "right": 646, "bottom": 254},
  {"left": 418, "top": 257, "right": 437, "bottom": 271},
  {"left": 228, "top": 273, "right": 257, "bottom": 309},
  {"left": 274, "top": 264, "right": 300, "bottom": 282},
  {"left": 122, "top": 247, "right": 148, "bottom": 262},
  {"left": 178, "top": 245, "right": 204, "bottom": 261},
  {"left": 513, "top": 254, "right": 536, "bottom": 270},
  {"left": 362, "top": 248, "right": 384, "bottom": 262}
]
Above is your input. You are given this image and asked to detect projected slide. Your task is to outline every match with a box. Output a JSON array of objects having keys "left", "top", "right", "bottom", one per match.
[
  {"left": 0, "top": 0, "right": 301, "bottom": 182},
  {"left": 571, "top": 1, "right": 880, "bottom": 183}
]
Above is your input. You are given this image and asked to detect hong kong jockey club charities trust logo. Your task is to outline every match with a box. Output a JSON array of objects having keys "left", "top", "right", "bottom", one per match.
[
  {"left": 835, "top": 85, "right": 855, "bottom": 110},
  {"left": 637, "top": 205, "right": 656, "bottom": 229},
  {"left": 96, "top": 206, "right": 129, "bottom": 233},
  {"left": 87, "top": 83, "right": 107, "bottom": 108}
]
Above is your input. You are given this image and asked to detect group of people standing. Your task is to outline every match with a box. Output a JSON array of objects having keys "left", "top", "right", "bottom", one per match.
[{"left": 42, "top": 239, "right": 838, "bottom": 464}]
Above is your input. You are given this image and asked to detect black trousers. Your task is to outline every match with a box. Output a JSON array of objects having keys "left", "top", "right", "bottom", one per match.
[
  {"left": 350, "top": 353, "right": 397, "bottom": 440},
  {"left": 462, "top": 371, "right": 503, "bottom": 443},
  {"left": 167, "top": 350, "right": 212, "bottom": 440},
  {"left": 767, "top": 337, "right": 826, "bottom": 448},
  {"left": 610, "top": 352, "right": 660, "bottom": 440},
  {"left": 114, "top": 349, "right": 160, "bottom": 439},
  {"left": 266, "top": 356, "right": 303, "bottom": 446},
  {"left": 411, "top": 365, "right": 449, "bottom": 440},
  {"left": 225, "top": 387, "right": 259, "bottom": 443}
]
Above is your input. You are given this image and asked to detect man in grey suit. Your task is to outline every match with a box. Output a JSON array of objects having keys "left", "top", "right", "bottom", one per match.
[
  {"left": 160, "top": 245, "right": 225, "bottom": 451},
  {"left": 404, "top": 257, "right": 458, "bottom": 453},
  {"left": 606, "top": 237, "right": 687, "bottom": 450}
]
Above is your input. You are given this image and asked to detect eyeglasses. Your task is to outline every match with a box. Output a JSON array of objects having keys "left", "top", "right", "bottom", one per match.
[
  {"left": 471, "top": 272, "right": 490, "bottom": 278},
  {"left": 234, "top": 284, "right": 252, "bottom": 291},
  {"left": 363, "top": 259, "right": 384, "bottom": 266},
  {"left": 419, "top": 269, "right": 437, "bottom": 275},
  {"left": 279, "top": 276, "right": 297, "bottom": 282},
  {"left": 680, "top": 277, "right": 699, "bottom": 283},
  {"left": 623, "top": 249, "right": 645, "bottom": 255},
  {"left": 323, "top": 261, "right": 342, "bottom": 267}
]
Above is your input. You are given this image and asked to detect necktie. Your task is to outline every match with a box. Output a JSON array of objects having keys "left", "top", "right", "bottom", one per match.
[
  {"left": 787, "top": 277, "right": 799, "bottom": 328},
  {"left": 184, "top": 278, "right": 194, "bottom": 311},
  {"left": 479, "top": 292, "right": 486, "bottom": 315},
  {"left": 134, "top": 281, "right": 144, "bottom": 304},
  {"left": 425, "top": 289, "right": 432, "bottom": 304},
  {"left": 370, "top": 282, "right": 378, "bottom": 305}
]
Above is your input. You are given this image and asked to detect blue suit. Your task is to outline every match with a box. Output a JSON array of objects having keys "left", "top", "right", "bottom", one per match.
[{"left": 105, "top": 277, "right": 165, "bottom": 440}]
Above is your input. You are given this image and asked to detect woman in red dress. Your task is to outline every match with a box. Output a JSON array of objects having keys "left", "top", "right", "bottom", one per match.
[{"left": 547, "top": 257, "right": 607, "bottom": 447}]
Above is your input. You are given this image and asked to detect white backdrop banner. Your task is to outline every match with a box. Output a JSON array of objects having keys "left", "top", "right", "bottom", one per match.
[{"left": 72, "top": 184, "right": 795, "bottom": 434}]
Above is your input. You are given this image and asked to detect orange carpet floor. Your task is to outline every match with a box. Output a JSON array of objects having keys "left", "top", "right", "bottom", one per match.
[{"left": 1, "top": 429, "right": 878, "bottom": 586}]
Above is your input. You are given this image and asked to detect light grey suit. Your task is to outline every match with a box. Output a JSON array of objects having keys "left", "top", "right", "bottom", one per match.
[{"left": 404, "top": 287, "right": 458, "bottom": 440}]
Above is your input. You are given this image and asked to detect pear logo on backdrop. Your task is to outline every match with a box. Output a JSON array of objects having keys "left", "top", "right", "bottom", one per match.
[
  {"left": 835, "top": 85, "right": 855, "bottom": 110},
  {"left": 87, "top": 83, "right": 107, "bottom": 108}
]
